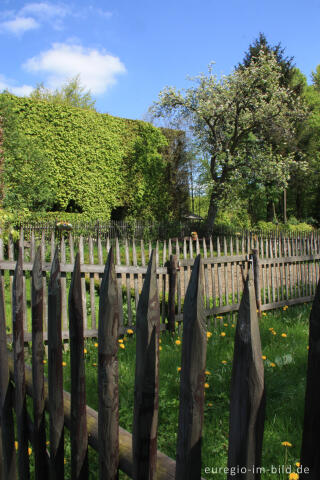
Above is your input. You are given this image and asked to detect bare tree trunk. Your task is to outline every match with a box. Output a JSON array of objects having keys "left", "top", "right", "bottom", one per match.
[{"left": 205, "top": 191, "right": 219, "bottom": 234}]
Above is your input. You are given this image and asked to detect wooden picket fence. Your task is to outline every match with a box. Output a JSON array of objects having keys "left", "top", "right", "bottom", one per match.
[
  {"left": 1, "top": 229, "right": 320, "bottom": 341},
  {"left": 1, "top": 246, "right": 319, "bottom": 479}
]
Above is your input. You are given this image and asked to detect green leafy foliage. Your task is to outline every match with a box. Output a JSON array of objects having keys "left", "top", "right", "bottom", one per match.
[{"left": 0, "top": 93, "right": 187, "bottom": 222}]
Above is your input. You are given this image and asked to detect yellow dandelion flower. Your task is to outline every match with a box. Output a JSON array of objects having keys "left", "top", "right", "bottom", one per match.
[
  {"left": 175, "top": 340, "right": 181, "bottom": 345},
  {"left": 175, "top": 321, "right": 179, "bottom": 327},
  {"left": 159, "top": 339, "right": 162, "bottom": 344},
  {"left": 231, "top": 324, "right": 235, "bottom": 327},
  {"left": 262, "top": 312, "right": 267, "bottom": 316},
  {"left": 92, "top": 363, "right": 97, "bottom": 367},
  {"left": 295, "top": 462, "right": 300, "bottom": 468},
  {"left": 220, "top": 332, "right": 226, "bottom": 337},
  {"left": 123, "top": 336, "right": 128, "bottom": 341},
  {"left": 269, "top": 327, "right": 274, "bottom": 331},
  {"left": 281, "top": 441, "right": 292, "bottom": 447},
  {"left": 177, "top": 367, "right": 181, "bottom": 372},
  {"left": 62, "top": 361, "right": 67, "bottom": 366},
  {"left": 281, "top": 333, "right": 287, "bottom": 338},
  {"left": 205, "top": 370, "right": 211, "bottom": 375},
  {"left": 84, "top": 348, "right": 87, "bottom": 354},
  {"left": 43, "top": 360, "right": 47, "bottom": 364},
  {"left": 207, "top": 332, "right": 212, "bottom": 338},
  {"left": 221, "top": 360, "right": 227, "bottom": 364},
  {"left": 272, "top": 331, "right": 277, "bottom": 335},
  {"left": 15, "top": 441, "right": 18, "bottom": 450},
  {"left": 28, "top": 447, "right": 32, "bottom": 455},
  {"left": 262, "top": 355, "right": 267, "bottom": 360},
  {"left": 46, "top": 441, "right": 50, "bottom": 445},
  {"left": 216, "top": 316, "right": 223, "bottom": 320},
  {"left": 204, "top": 383, "right": 210, "bottom": 388},
  {"left": 94, "top": 343, "right": 98, "bottom": 348},
  {"left": 119, "top": 344, "right": 125, "bottom": 349},
  {"left": 270, "top": 362, "right": 276, "bottom": 367},
  {"left": 289, "top": 473, "right": 299, "bottom": 480},
  {"left": 127, "top": 329, "right": 134, "bottom": 334},
  {"left": 159, "top": 346, "right": 162, "bottom": 351},
  {"left": 208, "top": 402, "right": 213, "bottom": 407},
  {"left": 224, "top": 323, "right": 228, "bottom": 327},
  {"left": 307, "top": 346, "right": 309, "bottom": 350},
  {"left": 64, "top": 458, "right": 67, "bottom": 465},
  {"left": 118, "top": 339, "right": 123, "bottom": 343}
]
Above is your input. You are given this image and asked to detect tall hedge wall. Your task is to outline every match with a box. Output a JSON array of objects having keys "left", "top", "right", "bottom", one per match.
[{"left": 0, "top": 94, "right": 189, "bottom": 221}]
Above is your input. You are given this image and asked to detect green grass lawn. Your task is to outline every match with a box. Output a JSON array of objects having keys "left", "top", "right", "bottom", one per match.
[{"left": 20, "top": 302, "right": 310, "bottom": 479}]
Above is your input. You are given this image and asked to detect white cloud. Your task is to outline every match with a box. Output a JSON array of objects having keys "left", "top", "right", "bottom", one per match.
[
  {"left": 0, "top": 75, "right": 33, "bottom": 96},
  {"left": 23, "top": 43, "right": 126, "bottom": 94},
  {"left": 20, "top": 2, "right": 68, "bottom": 19},
  {"left": 0, "top": 16, "right": 39, "bottom": 34}
]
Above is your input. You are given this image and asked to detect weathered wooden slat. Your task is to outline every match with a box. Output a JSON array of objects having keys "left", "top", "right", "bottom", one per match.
[
  {"left": 176, "top": 255, "right": 207, "bottom": 480},
  {"left": 300, "top": 278, "right": 320, "bottom": 479},
  {"left": 69, "top": 233, "right": 75, "bottom": 264},
  {"left": 0, "top": 271, "right": 17, "bottom": 480},
  {"left": 69, "top": 253, "right": 89, "bottom": 479},
  {"left": 176, "top": 238, "right": 182, "bottom": 321},
  {"left": 79, "top": 236, "right": 88, "bottom": 330},
  {"left": 227, "top": 269, "right": 265, "bottom": 479},
  {"left": 31, "top": 248, "right": 48, "bottom": 479},
  {"left": 133, "top": 250, "right": 160, "bottom": 480},
  {"left": 209, "top": 237, "right": 216, "bottom": 309},
  {"left": 13, "top": 249, "right": 30, "bottom": 478},
  {"left": 203, "top": 239, "right": 210, "bottom": 310},
  {"left": 168, "top": 255, "right": 177, "bottom": 332},
  {"left": 48, "top": 249, "right": 64, "bottom": 479},
  {"left": 189, "top": 237, "right": 193, "bottom": 260},
  {"left": 98, "top": 247, "right": 119, "bottom": 479},
  {"left": 19, "top": 228, "right": 28, "bottom": 332},
  {"left": 89, "top": 236, "right": 96, "bottom": 329},
  {"left": 183, "top": 238, "right": 188, "bottom": 297},
  {"left": 132, "top": 239, "right": 140, "bottom": 312},
  {"left": 50, "top": 231, "right": 55, "bottom": 262},
  {"left": 217, "top": 237, "right": 223, "bottom": 306},
  {"left": 125, "top": 239, "right": 132, "bottom": 326},
  {"left": 224, "top": 236, "right": 229, "bottom": 306},
  {"left": 115, "top": 238, "right": 124, "bottom": 330},
  {"left": 161, "top": 241, "right": 167, "bottom": 324},
  {"left": 60, "top": 236, "right": 68, "bottom": 332}
]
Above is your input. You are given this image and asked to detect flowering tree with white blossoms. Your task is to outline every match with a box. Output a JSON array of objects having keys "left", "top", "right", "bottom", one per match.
[{"left": 151, "top": 51, "right": 307, "bottom": 230}]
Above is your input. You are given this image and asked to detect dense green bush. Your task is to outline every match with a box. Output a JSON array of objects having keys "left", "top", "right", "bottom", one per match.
[{"left": 0, "top": 93, "right": 188, "bottom": 222}]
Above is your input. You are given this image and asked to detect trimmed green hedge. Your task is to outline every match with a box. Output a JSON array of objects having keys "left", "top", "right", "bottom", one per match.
[{"left": 1, "top": 94, "right": 187, "bottom": 221}]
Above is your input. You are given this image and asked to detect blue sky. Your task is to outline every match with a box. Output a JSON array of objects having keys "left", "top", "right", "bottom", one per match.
[{"left": 1, "top": 0, "right": 320, "bottom": 120}]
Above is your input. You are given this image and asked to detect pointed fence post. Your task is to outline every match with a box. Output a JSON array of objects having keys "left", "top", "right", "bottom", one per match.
[
  {"left": 251, "top": 249, "right": 262, "bottom": 317},
  {"left": 69, "top": 253, "right": 89, "bottom": 479},
  {"left": 48, "top": 249, "right": 64, "bottom": 479},
  {"left": 227, "top": 269, "right": 265, "bottom": 480},
  {"left": 13, "top": 248, "right": 30, "bottom": 479},
  {"left": 98, "top": 247, "right": 119, "bottom": 480},
  {"left": 300, "top": 278, "right": 320, "bottom": 479},
  {"left": 175, "top": 254, "right": 207, "bottom": 480},
  {"left": 0, "top": 271, "right": 17, "bottom": 479},
  {"left": 32, "top": 248, "right": 48, "bottom": 478},
  {"left": 132, "top": 250, "right": 160, "bottom": 480}
]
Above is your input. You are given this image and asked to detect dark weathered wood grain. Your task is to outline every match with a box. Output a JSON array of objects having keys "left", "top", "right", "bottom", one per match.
[
  {"left": 133, "top": 250, "right": 160, "bottom": 480},
  {"left": 227, "top": 269, "right": 265, "bottom": 480},
  {"left": 0, "top": 271, "right": 16, "bottom": 479},
  {"left": 13, "top": 248, "right": 30, "bottom": 479},
  {"left": 48, "top": 248, "right": 64, "bottom": 479},
  {"left": 98, "top": 247, "right": 119, "bottom": 480},
  {"left": 175, "top": 254, "right": 207, "bottom": 480},
  {"left": 300, "top": 278, "right": 320, "bottom": 479},
  {"left": 31, "top": 248, "right": 48, "bottom": 478},
  {"left": 69, "top": 253, "right": 88, "bottom": 479},
  {"left": 168, "top": 255, "right": 177, "bottom": 332}
]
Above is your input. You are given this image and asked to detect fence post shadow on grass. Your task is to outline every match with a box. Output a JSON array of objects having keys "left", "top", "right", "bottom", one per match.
[
  {"left": 300, "top": 278, "right": 320, "bottom": 479},
  {"left": 175, "top": 254, "right": 207, "bottom": 480},
  {"left": 227, "top": 268, "right": 266, "bottom": 480}
]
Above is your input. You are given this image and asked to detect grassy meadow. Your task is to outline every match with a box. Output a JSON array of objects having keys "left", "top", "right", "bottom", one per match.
[{"left": 17, "top": 302, "right": 311, "bottom": 479}]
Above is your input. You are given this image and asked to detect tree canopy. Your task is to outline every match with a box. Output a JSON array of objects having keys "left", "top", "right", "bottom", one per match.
[
  {"left": 151, "top": 49, "right": 307, "bottom": 230},
  {"left": 29, "top": 75, "right": 96, "bottom": 110}
]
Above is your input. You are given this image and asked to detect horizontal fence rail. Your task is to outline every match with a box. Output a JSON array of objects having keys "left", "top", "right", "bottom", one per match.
[{"left": 0, "top": 229, "right": 320, "bottom": 339}]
